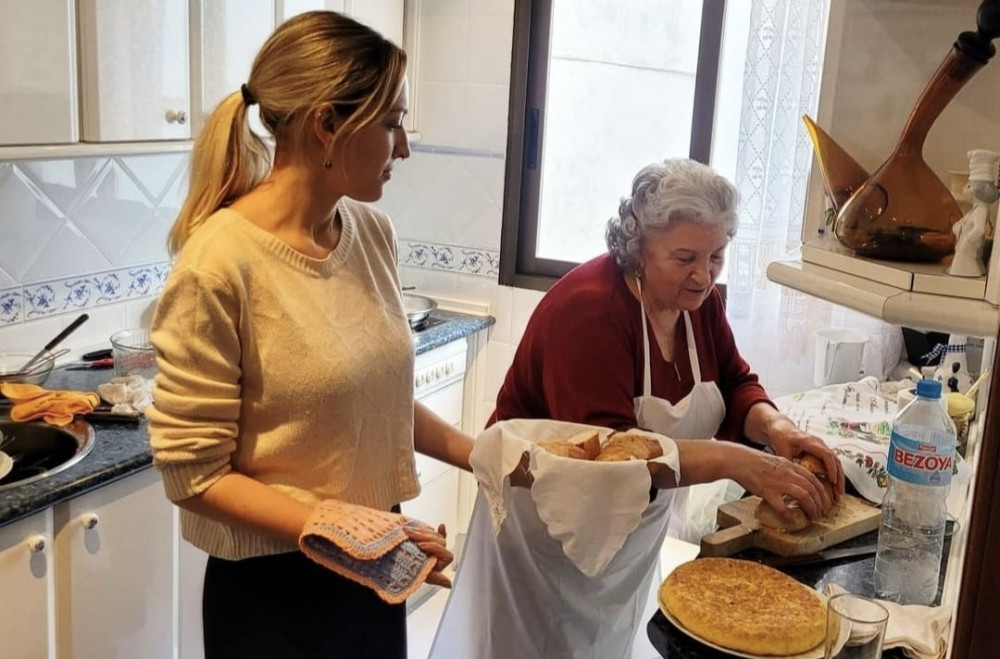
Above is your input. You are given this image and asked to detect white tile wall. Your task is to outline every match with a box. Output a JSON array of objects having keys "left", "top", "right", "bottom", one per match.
[{"left": 0, "top": 154, "right": 183, "bottom": 351}]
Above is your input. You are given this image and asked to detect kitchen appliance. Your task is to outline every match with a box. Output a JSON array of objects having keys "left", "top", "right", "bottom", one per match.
[
  {"left": 699, "top": 495, "right": 881, "bottom": 558},
  {"left": 813, "top": 329, "right": 868, "bottom": 387}
]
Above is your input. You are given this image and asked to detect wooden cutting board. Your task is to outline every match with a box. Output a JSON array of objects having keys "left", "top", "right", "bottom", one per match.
[{"left": 699, "top": 494, "right": 881, "bottom": 557}]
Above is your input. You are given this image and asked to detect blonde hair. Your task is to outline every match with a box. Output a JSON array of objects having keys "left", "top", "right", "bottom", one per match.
[{"left": 168, "top": 11, "right": 407, "bottom": 254}]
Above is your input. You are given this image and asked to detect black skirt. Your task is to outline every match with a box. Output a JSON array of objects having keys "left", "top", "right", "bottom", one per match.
[{"left": 202, "top": 549, "right": 407, "bottom": 659}]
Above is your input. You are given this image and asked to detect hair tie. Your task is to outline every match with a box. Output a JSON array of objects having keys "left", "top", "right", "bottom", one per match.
[{"left": 240, "top": 83, "right": 257, "bottom": 106}]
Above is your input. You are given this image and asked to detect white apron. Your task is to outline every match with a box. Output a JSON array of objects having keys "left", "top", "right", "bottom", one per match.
[{"left": 429, "top": 290, "right": 725, "bottom": 659}]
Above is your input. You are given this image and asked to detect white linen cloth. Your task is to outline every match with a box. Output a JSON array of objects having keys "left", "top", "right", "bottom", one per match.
[
  {"left": 824, "top": 583, "right": 951, "bottom": 659},
  {"left": 470, "top": 418, "right": 680, "bottom": 577},
  {"left": 773, "top": 377, "right": 970, "bottom": 518}
]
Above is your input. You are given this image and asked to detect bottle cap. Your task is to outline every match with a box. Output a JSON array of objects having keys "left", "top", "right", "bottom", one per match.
[{"left": 916, "top": 378, "right": 942, "bottom": 399}]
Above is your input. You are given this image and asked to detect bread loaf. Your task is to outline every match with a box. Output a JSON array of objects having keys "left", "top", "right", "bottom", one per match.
[
  {"left": 754, "top": 453, "right": 835, "bottom": 532},
  {"left": 536, "top": 439, "right": 588, "bottom": 460},
  {"left": 595, "top": 432, "right": 663, "bottom": 461}
]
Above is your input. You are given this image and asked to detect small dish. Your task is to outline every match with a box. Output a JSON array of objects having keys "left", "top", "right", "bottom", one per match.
[{"left": 0, "top": 450, "right": 13, "bottom": 481}]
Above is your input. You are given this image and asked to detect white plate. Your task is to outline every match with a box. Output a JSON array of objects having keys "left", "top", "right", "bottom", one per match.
[
  {"left": 0, "top": 450, "right": 13, "bottom": 481},
  {"left": 658, "top": 589, "right": 836, "bottom": 659}
]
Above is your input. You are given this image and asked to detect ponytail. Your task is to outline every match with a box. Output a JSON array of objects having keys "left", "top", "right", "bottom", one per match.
[{"left": 167, "top": 93, "right": 271, "bottom": 255}]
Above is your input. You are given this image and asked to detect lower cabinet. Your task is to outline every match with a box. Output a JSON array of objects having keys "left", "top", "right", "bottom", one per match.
[
  {"left": 0, "top": 468, "right": 203, "bottom": 659},
  {"left": 0, "top": 509, "right": 55, "bottom": 659},
  {"left": 55, "top": 467, "right": 175, "bottom": 659}
]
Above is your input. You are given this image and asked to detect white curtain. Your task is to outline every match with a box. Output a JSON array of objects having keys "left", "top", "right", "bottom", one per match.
[{"left": 725, "top": 0, "right": 903, "bottom": 398}]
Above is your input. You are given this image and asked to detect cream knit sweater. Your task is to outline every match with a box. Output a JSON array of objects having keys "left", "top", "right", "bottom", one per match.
[{"left": 147, "top": 200, "right": 419, "bottom": 560}]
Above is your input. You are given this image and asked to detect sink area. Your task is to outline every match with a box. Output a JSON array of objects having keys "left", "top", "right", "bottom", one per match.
[{"left": 0, "top": 420, "right": 96, "bottom": 491}]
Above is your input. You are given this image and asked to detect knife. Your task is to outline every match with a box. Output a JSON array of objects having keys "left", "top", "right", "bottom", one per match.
[{"left": 757, "top": 544, "right": 878, "bottom": 569}]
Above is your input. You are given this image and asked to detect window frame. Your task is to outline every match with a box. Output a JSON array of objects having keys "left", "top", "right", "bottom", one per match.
[{"left": 499, "top": 0, "right": 727, "bottom": 290}]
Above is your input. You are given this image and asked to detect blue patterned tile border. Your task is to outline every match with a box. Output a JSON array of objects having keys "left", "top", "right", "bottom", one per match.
[
  {"left": 399, "top": 239, "right": 499, "bottom": 278},
  {"left": 0, "top": 261, "right": 172, "bottom": 326}
]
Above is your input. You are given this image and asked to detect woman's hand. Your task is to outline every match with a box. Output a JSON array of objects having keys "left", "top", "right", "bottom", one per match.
[
  {"left": 731, "top": 448, "right": 833, "bottom": 523},
  {"left": 507, "top": 451, "right": 534, "bottom": 488},
  {"left": 405, "top": 523, "right": 454, "bottom": 588},
  {"left": 762, "top": 415, "right": 846, "bottom": 500}
]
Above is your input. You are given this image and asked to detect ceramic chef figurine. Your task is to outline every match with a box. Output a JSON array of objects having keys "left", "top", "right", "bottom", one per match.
[
  {"left": 930, "top": 334, "right": 975, "bottom": 394},
  {"left": 948, "top": 149, "right": 1000, "bottom": 277}
]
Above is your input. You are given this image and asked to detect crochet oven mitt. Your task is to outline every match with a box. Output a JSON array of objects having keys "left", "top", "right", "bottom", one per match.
[{"left": 299, "top": 499, "right": 436, "bottom": 604}]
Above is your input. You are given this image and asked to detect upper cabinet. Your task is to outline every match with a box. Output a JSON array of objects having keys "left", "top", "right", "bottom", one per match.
[
  {"left": 0, "top": 0, "right": 406, "bottom": 151},
  {"left": 78, "top": 0, "right": 191, "bottom": 142},
  {"left": 280, "top": 0, "right": 404, "bottom": 45},
  {"left": 192, "top": 0, "right": 275, "bottom": 134},
  {"left": 0, "top": 0, "right": 78, "bottom": 145}
]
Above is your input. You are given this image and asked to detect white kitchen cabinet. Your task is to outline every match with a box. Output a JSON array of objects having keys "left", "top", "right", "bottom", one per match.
[
  {"left": 54, "top": 467, "right": 175, "bottom": 659},
  {"left": 77, "top": 0, "right": 191, "bottom": 142},
  {"left": 177, "top": 525, "right": 209, "bottom": 659},
  {"left": 279, "top": 0, "right": 404, "bottom": 45},
  {"left": 0, "top": 0, "right": 78, "bottom": 146},
  {"left": 192, "top": 0, "right": 274, "bottom": 135},
  {"left": 0, "top": 509, "right": 55, "bottom": 659}
]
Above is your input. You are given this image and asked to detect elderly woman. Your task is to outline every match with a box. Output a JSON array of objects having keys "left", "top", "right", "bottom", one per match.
[{"left": 432, "top": 158, "right": 844, "bottom": 659}]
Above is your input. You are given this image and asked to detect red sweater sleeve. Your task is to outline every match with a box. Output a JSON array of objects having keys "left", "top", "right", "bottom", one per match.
[{"left": 491, "top": 257, "right": 640, "bottom": 430}]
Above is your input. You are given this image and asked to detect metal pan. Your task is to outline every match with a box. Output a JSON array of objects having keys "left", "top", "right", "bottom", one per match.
[{"left": 403, "top": 293, "right": 438, "bottom": 328}]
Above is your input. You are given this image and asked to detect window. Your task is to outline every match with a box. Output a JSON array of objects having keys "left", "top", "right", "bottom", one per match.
[{"left": 499, "top": 0, "right": 727, "bottom": 289}]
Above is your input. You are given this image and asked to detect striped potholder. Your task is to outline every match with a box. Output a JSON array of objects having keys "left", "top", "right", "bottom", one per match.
[{"left": 299, "top": 499, "right": 436, "bottom": 604}]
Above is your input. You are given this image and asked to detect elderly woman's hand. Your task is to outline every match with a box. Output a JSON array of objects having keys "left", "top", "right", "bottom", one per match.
[
  {"left": 732, "top": 449, "right": 834, "bottom": 522},
  {"left": 762, "top": 415, "right": 846, "bottom": 501}
]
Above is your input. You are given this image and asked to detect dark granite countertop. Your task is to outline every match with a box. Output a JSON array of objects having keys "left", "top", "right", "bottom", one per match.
[
  {"left": 647, "top": 527, "right": 953, "bottom": 658},
  {"left": 0, "top": 308, "right": 494, "bottom": 528}
]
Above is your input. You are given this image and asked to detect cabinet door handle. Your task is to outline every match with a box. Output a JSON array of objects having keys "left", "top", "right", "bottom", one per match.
[
  {"left": 80, "top": 513, "right": 100, "bottom": 530},
  {"left": 25, "top": 535, "right": 47, "bottom": 553},
  {"left": 165, "top": 109, "right": 187, "bottom": 125}
]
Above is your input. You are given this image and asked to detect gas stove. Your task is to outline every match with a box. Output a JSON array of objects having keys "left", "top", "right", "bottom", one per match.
[{"left": 410, "top": 315, "right": 449, "bottom": 334}]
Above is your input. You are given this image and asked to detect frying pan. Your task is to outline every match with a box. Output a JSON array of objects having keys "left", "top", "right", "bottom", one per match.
[{"left": 403, "top": 293, "right": 438, "bottom": 328}]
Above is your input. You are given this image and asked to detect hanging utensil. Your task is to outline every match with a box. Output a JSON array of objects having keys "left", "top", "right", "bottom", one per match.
[{"left": 19, "top": 313, "right": 89, "bottom": 373}]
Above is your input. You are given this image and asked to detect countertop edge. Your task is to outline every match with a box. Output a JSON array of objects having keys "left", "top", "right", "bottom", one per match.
[{"left": 0, "top": 310, "right": 494, "bottom": 528}]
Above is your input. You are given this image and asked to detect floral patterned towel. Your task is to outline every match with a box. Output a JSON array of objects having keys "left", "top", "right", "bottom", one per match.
[
  {"left": 299, "top": 500, "right": 436, "bottom": 604},
  {"left": 774, "top": 377, "right": 970, "bottom": 518}
]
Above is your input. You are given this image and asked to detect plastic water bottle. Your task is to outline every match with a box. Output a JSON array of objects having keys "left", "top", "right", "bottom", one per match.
[{"left": 874, "top": 378, "right": 956, "bottom": 605}]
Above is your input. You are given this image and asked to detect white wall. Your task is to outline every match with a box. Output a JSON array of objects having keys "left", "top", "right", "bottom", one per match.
[{"left": 0, "top": 155, "right": 183, "bottom": 353}]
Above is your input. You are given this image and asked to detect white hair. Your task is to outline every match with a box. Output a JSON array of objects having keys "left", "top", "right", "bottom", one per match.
[{"left": 605, "top": 158, "right": 739, "bottom": 275}]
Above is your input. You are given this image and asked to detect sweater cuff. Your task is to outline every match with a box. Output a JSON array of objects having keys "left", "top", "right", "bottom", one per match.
[{"left": 156, "top": 458, "right": 231, "bottom": 502}]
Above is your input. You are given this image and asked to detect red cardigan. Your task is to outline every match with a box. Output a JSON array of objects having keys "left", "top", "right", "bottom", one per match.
[{"left": 490, "top": 254, "right": 771, "bottom": 442}]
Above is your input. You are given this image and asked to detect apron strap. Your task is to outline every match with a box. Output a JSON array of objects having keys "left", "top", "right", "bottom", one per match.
[
  {"left": 683, "top": 311, "right": 703, "bottom": 383},
  {"left": 637, "top": 280, "right": 706, "bottom": 393},
  {"left": 637, "top": 277, "right": 653, "bottom": 398}
]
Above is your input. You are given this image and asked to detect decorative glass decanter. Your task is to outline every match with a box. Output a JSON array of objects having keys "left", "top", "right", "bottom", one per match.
[{"left": 805, "top": 0, "right": 1000, "bottom": 262}]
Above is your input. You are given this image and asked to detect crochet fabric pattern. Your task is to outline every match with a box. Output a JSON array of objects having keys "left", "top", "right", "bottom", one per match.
[{"left": 300, "top": 499, "right": 436, "bottom": 604}]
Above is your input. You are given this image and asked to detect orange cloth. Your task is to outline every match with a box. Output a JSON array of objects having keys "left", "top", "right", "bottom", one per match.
[{"left": 0, "top": 382, "right": 101, "bottom": 426}]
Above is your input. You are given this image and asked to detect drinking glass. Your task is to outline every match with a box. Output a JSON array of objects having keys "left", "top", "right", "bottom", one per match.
[{"left": 824, "top": 593, "right": 889, "bottom": 659}]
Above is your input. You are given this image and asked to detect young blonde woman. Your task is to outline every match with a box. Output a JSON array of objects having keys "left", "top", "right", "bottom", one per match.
[{"left": 147, "top": 12, "right": 475, "bottom": 658}]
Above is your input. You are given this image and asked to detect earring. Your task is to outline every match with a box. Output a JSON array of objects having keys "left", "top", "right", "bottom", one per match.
[{"left": 323, "top": 160, "right": 332, "bottom": 170}]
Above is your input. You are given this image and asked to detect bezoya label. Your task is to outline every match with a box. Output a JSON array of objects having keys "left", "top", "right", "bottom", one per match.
[{"left": 887, "top": 428, "right": 955, "bottom": 486}]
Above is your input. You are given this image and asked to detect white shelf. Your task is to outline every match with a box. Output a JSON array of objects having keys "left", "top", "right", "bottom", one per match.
[
  {"left": 766, "top": 251, "right": 999, "bottom": 338},
  {"left": 801, "top": 239, "right": 988, "bottom": 300}
]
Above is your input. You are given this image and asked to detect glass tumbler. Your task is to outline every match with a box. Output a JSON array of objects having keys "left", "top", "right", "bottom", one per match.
[
  {"left": 110, "top": 329, "right": 157, "bottom": 380},
  {"left": 824, "top": 593, "right": 889, "bottom": 659}
]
